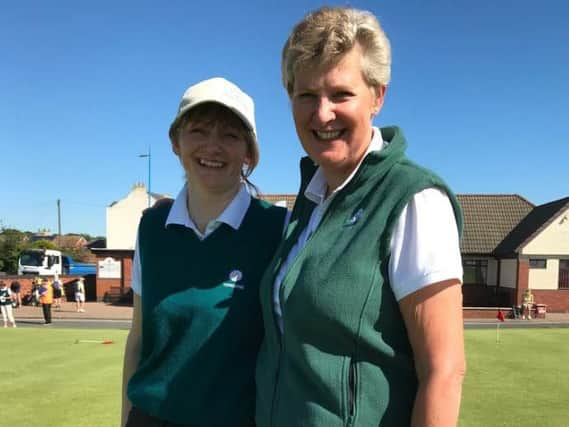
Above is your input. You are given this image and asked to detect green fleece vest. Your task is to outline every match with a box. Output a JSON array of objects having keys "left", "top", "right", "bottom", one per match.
[
  {"left": 0, "top": 288, "right": 12, "bottom": 306},
  {"left": 128, "top": 198, "right": 286, "bottom": 427},
  {"left": 256, "top": 127, "right": 463, "bottom": 427}
]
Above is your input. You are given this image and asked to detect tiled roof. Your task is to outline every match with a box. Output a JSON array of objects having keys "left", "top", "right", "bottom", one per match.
[
  {"left": 86, "top": 238, "right": 107, "bottom": 249},
  {"left": 259, "top": 194, "right": 298, "bottom": 209},
  {"left": 53, "top": 234, "right": 88, "bottom": 249},
  {"left": 494, "top": 196, "right": 569, "bottom": 255},
  {"left": 457, "top": 194, "right": 534, "bottom": 255}
]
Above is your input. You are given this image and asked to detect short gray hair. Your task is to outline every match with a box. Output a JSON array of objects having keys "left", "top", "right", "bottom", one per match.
[{"left": 282, "top": 6, "right": 391, "bottom": 96}]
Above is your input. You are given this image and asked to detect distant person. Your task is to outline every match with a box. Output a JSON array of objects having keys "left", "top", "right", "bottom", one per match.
[
  {"left": 39, "top": 277, "right": 53, "bottom": 325},
  {"left": 10, "top": 279, "right": 22, "bottom": 308},
  {"left": 121, "top": 77, "right": 287, "bottom": 427},
  {"left": 32, "top": 278, "right": 41, "bottom": 306},
  {"left": 522, "top": 288, "right": 535, "bottom": 320},
  {"left": 75, "top": 277, "right": 86, "bottom": 313},
  {"left": 52, "top": 274, "right": 63, "bottom": 309},
  {"left": 0, "top": 281, "right": 17, "bottom": 327}
]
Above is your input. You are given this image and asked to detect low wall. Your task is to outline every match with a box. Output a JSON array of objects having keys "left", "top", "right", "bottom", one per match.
[
  {"left": 531, "top": 290, "right": 569, "bottom": 313},
  {"left": 0, "top": 274, "right": 96, "bottom": 302},
  {"left": 463, "top": 307, "right": 513, "bottom": 319}
]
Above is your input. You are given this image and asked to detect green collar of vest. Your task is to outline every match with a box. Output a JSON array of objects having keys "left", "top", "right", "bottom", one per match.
[{"left": 299, "top": 125, "right": 407, "bottom": 195}]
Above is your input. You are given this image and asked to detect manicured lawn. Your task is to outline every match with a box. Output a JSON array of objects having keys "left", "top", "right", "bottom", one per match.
[
  {"left": 0, "top": 328, "right": 128, "bottom": 427},
  {"left": 461, "top": 328, "right": 569, "bottom": 427},
  {"left": 1, "top": 327, "right": 568, "bottom": 426}
]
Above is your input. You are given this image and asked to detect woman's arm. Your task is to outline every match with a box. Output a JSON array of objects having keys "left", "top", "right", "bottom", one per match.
[
  {"left": 399, "top": 279, "right": 466, "bottom": 427},
  {"left": 121, "top": 293, "right": 142, "bottom": 427}
]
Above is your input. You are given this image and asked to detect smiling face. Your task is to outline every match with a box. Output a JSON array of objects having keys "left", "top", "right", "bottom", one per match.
[
  {"left": 172, "top": 103, "right": 252, "bottom": 196},
  {"left": 291, "top": 44, "right": 385, "bottom": 190}
]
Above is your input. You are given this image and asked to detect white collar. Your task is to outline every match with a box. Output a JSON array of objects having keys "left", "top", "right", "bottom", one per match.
[
  {"left": 165, "top": 182, "right": 251, "bottom": 237},
  {"left": 305, "top": 127, "right": 386, "bottom": 205}
]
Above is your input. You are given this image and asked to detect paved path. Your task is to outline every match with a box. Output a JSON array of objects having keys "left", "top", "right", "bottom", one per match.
[
  {"left": 9, "top": 302, "right": 569, "bottom": 329},
  {"left": 10, "top": 302, "right": 132, "bottom": 329},
  {"left": 12, "top": 301, "right": 133, "bottom": 321}
]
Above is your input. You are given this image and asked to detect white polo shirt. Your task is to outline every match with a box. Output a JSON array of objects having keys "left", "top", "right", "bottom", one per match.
[
  {"left": 273, "top": 128, "right": 463, "bottom": 330},
  {"left": 131, "top": 183, "right": 251, "bottom": 295}
]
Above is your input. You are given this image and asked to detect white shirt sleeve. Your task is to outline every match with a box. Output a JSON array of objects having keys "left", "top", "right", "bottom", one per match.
[
  {"left": 131, "top": 235, "right": 142, "bottom": 296},
  {"left": 389, "top": 187, "right": 463, "bottom": 301}
]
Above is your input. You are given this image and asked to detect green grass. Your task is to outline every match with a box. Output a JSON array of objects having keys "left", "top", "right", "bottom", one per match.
[
  {"left": 461, "top": 328, "right": 569, "bottom": 427},
  {"left": 1, "top": 328, "right": 568, "bottom": 426},
  {"left": 0, "top": 328, "right": 128, "bottom": 427}
]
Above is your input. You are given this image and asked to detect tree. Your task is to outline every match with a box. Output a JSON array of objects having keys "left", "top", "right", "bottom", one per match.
[
  {"left": 0, "top": 228, "right": 28, "bottom": 274},
  {"left": 30, "top": 239, "right": 58, "bottom": 250},
  {"left": 64, "top": 246, "right": 96, "bottom": 263}
]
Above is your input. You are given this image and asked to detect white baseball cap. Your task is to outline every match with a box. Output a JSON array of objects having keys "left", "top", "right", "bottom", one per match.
[{"left": 169, "top": 77, "right": 257, "bottom": 142}]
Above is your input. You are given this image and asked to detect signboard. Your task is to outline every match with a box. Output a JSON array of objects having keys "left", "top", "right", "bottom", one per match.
[{"left": 98, "top": 257, "right": 121, "bottom": 279}]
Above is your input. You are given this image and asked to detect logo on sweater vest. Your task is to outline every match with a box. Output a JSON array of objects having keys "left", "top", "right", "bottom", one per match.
[
  {"left": 222, "top": 269, "right": 244, "bottom": 290},
  {"left": 343, "top": 208, "right": 364, "bottom": 227}
]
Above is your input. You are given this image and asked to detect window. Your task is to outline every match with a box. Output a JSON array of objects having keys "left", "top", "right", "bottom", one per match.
[
  {"left": 463, "top": 259, "right": 488, "bottom": 285},
  {"left": 19, "top": 251, "right": 44, "bottom": 267},
  {"left": 529, "top": 258, "right": 547, "bottom": 269},
  {"left": 559, "top": 260, "right": 569, "bottom": 290}
]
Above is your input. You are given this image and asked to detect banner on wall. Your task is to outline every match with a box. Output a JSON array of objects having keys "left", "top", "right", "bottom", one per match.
[{"left": 98, "top": 257, "right": 121, "bottom": 279}]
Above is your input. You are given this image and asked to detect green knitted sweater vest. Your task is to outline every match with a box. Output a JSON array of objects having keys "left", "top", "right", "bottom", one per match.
[
  {"left": 256, "top": 127, "right": 462, "bottom": 427},
  {"left": 128, "top": 197, "right": 286, "bottom": 427}
]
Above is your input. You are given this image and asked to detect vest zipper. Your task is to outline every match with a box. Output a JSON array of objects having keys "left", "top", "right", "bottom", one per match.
[
  {"left": 348, "top": 358, "right": 357, "bottom": 418},
  {"left": 271, "top": 257, "right": 284, "bottom": 427},
  {"left": 270, "top": 345, "right": 283, "bottom": 426}
]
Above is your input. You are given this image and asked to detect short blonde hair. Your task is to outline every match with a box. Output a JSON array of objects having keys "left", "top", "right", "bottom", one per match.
[{"left": 282, "top": 6, "right": 391, "bottom": 96}]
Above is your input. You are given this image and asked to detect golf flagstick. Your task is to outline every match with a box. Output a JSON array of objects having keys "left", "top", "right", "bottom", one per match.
[{"left": 496, "top": 309, "right": 505, "bottom": 343}]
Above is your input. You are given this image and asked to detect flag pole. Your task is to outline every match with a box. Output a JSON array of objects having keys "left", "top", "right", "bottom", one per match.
[{"left": 496, "top": 309, "right": 505, "bottom": 343}]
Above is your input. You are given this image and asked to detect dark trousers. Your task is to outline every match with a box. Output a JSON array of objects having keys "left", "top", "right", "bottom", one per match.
[
  {"left": 126, "top": 407, "right": 187, "bottom": 427},
  {"left": 42, "top": 303, "right": 52, "bottom": 323}
]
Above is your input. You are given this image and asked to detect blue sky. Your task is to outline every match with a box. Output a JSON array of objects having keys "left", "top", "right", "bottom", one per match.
[{"left": 1, "top": 0, "right": 568, "bottom": 237}]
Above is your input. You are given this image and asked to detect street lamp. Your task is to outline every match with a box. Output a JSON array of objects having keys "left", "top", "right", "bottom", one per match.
[{"left": 138, "top": 147, "right": 151, "bottom": 207}]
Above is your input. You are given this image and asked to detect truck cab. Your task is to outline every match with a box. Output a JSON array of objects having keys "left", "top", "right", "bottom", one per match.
[{"left": 17, "top": 249, "right": 63, "bottom": 275}]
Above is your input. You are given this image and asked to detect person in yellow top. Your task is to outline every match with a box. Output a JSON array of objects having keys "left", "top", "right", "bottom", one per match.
[
  {"left": 39, "top": 277, "right": 53, "bottom": 325},
  {"left": 522, "top": 288, "right": 535, "bottom": 320}
]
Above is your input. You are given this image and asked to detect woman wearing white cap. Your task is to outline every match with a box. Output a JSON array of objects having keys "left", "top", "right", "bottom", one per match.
[{"left": 121, "top": 77, "right": 287, "bottom": 427}]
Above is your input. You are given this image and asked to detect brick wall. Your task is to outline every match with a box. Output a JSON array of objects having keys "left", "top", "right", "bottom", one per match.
[
  {"left": 97, "top": 278, "right": 121, "bottom": 301},
  {"left": 532, "top": 290, "right": 569, "bottom": 313},
  {"left": 463, "top": 307, "right": 513, "bottom": 319},
  {"left": 516, "top": 259, "right": 529, "bottom": 305},
  {"left": 93, "top": 251, "right": 134, "bottom": 301},
  {"left": 0, "top": 274, "right": 95, "bottom": 302}
]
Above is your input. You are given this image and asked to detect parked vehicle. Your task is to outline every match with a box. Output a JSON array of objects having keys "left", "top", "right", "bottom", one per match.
[
  {"left": 18, "top": 249, "right": 61, "bottom": 275},
  {"left": 17, "top": 249, "right": 96, "bottom": 276},
  {"left": 62, "top": 255, "right": 96, "bottom": 275}
]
